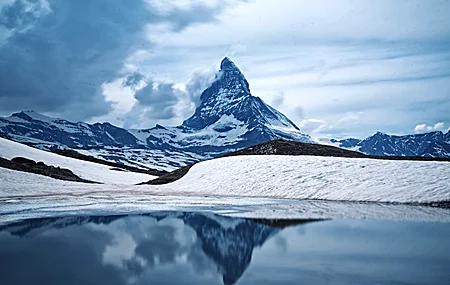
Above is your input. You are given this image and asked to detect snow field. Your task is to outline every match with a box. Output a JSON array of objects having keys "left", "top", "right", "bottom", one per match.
[
  {"left": 162, "top": 155, "right": 450, "bottom": 203},
  {"left": 0, "top": 138, "right": 155, "bottom": 184}
]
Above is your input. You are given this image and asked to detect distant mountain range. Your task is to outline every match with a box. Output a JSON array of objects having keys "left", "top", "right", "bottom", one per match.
[
  {"left": 321, "top": 130, "right": 450, "bottom": 158},
  {"left": 0, "top": 57, "right": 448, "bottom": 170}
]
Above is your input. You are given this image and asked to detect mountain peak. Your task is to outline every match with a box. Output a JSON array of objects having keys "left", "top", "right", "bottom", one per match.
[
  {"left": 181, "top": 57, "right": 311, "bottom": 144},
  {"left": 372, "top": 131, "right": 388, "bottom": 137},
  {"left": 218, "top": 57, "right": 246, "bottom": 86},
  {"left": 220, "top": 57, "right": 238, "bottom": 71},
  {"left": 11, "top": 110, "right": 55, "bottom": 122},
  {"left": 182, "top": 57, "right": 252, "bottom": 129}
]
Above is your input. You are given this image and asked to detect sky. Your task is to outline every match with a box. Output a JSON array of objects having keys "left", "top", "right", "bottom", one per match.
[{"left": 0, "top": 0, "right": 449, "bottom": 139}]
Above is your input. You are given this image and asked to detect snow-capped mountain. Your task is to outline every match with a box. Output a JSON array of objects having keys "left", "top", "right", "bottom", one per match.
[
  {"left": 327, "top": 130, "right": 450, "bottom": 157},
  {"left": 2, "top": 57, "right": 447, "bottom": 168},
  {"left": 0, "top": 57, "right": 311, "bottom": 170},
  {"left": 0, "top": 110, "right": 139, "bottom": 148},
  {"left": 130, "top": 57, "right": 312, "bottom": 156},
  {"left": 0, "top": 110, "right": 203, "bottom": 170},
  {"left": 182, "top": 57, "right": 310, "bottom": 144}
]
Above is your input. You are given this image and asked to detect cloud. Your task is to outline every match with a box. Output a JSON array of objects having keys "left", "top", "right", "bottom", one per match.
[
  {"left": 273, "top": 236, "right": 287, "bottom": 253},
  {"left": 0, "top": 0, "right": 240, "bottom": 121},
  {"left": 96, "top": 216, "right": 217, "bottom": 283},
  {"left": 1, "top": 0, "right": 449, "bottom": 138},
  {"left": 0, "top": 223, "right": 124, "bottom": 285},
  {"left": 119, "top": 66, "right": 219, "bottom": 128},
  {"left": 299, "top": 118, "right": 330, "bottom": 134},
  {"left": 122, "top": 71, "right": 147, "bottom": 91},
  {"left": 227, "top": 42, "right": 247, "bottom": 56},
  {"left": 129, "top": 0, "right": 450, "bottom": 137},
  {"left": 135, "top": 82, "right": 179, "bottom": 107},
  {"left": 414, "top": 122, "right": 448, "bottom": 133},
  {"left": 185, "top": 66, "right": 218, "bottom": 106},
  {"left": 0, "top": 0, "right": 51, "bottom": 31},
  {"left": 129, "top": 81, "right": 181, "bottom": 124},
  {"left": 298, "top": 112, "right": 364, "bottom": 137},
  {"left": 270, "top": 92, "right": 284, "bottom": 108},
  {"left": 0, "top": 215, "right": 218, "bottom": 285}
]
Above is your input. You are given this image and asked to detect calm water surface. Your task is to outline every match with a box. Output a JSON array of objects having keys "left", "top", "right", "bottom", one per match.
[{"left": 0, "top": 212, "right": 449, "bottom": 285}]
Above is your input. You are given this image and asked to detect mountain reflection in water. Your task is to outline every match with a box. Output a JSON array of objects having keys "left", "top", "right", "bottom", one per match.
[
  {"left": 0, "top": 212, "right": 449, "bottom": 285},
  {"left": 0, "top": 213, "right": 317, "bottom": 285}
]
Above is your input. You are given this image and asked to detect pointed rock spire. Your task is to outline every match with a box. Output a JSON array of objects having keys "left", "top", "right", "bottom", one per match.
[
  {"left": 182, "top": 57, "right": 252, "bottom": 129},
  {"left": 181, "top": 57, "right": 311, "bottom": 144},
  {"left": 220, "top": 57, "right": 238, "bottom": 70}
]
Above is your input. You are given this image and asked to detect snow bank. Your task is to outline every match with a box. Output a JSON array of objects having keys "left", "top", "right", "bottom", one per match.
[
  {"left": 1, "top": 141, "right": 449, "bottom": 205},
  {"left": 0, "top": 167, "right": 96, "bottom": 197},
  {"left": 0, "top": 138, "right": 155, "bottom": 184},
  {"left": 162, "top": 155, "right": 450, "bottom": 203}
]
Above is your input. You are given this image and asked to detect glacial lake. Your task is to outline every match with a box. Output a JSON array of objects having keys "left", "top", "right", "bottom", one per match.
[{"left": 0, "top": 212, "right": 449, "bottom": 285}]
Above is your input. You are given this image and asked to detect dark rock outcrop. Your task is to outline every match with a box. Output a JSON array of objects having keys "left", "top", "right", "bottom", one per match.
[{"left": 0, "top": 156, "right": 98, "bottom": 183}]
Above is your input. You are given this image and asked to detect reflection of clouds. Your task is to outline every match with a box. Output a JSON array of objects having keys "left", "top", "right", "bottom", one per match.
[
  {"left": 135, "top": 225, "right": 186, "bottom": 266},
  {"left": 103, "top": 233, "right": 139, "bottom": 269},
  {"left": 0, "top": 225, "right": 124, "bottom": 285},
  {"left": 297, "top": 225, "right": 307, "bottom": 236},
  {"left": 0, "top": 215, "right": 222, "bottom": 285},
  {"left": 0, "top": 214, "right": 284, "bottom": 285},
  {"left": 274, "top": 236, "right": 287, "bottom": 253},
  {"left": 92, "top": 216, "right": 218, "bottom": 283}
]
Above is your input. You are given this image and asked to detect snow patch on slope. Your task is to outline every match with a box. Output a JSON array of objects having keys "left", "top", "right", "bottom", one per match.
[
  {"left": 0, "top": 138, "right": 155, "bottom": 184},
  {"left": 77, "top": 147, "right": 203, "bottom": 172},
  {"left": 162, "top": 155, "right": 450, "bottom": 204},
  {"left": 0, "top": 167, "right": 88, "bottom": 197},
  {"left": 130, "top": 114, "right": 248, "bottom": 149},
  {"left": 179, "top": 114, "right": 248, "bottom": 146}
]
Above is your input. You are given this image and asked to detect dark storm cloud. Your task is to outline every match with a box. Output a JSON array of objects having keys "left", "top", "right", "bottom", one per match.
[
  {"left": 131, "top": 80, "right": 180, "bottom": 121},
  {"left": 134, "top": 82, "right": 179, "bottom": 107},
  {"left": 0, "top": 0, "right": 49, "bottom": 30},
  {"left": 185, "top": 67, "right": 218, "bottom": 106},
  {"left": 122, "top": 71, "right": 147, "bottom": 90},
  {"left": 121, "top": 71, "right": 181, "bottom": 122},
  {"left": 0, "top": 0, "right": 236, "bottom": 121},
  {"left": 134, "top": 225, "right": 186, "bottom": 266},
  {"left": 120, "top": 67, "right": 219, "bottom": 128}
]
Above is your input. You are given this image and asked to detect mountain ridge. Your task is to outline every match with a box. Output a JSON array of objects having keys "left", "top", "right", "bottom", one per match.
[
  {"left": 0, "top": 57, "right": 312, "bottom": 170},
  {"left": 1, "top": 57, "right": 449, "bottom": 169},
  {"left": 326, "top": 130, "right": 450, "bottom": 158}
]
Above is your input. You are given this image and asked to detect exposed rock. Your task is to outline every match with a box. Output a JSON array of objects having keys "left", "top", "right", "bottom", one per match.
[{"left": 0, "top": 156, "right": 98, "bottom": 183}]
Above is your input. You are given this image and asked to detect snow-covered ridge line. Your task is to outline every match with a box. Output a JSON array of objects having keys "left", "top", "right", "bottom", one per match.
[
  {"left": 0, "top": 57, "right": 312, "bottom": 170},
  {"left": 160, "top": 155, "right": 450, "bottom": 204},
  {"left": 323, "top": 130, "right": 450, "bottom": 158},
  {"left": 0, "top": 138, "right": 155, "bottom": 184}
]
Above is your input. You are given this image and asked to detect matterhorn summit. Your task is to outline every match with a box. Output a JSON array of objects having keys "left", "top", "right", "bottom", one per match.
[{"left": 181, "top": 57, "right": 312, "bottom": 145}]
